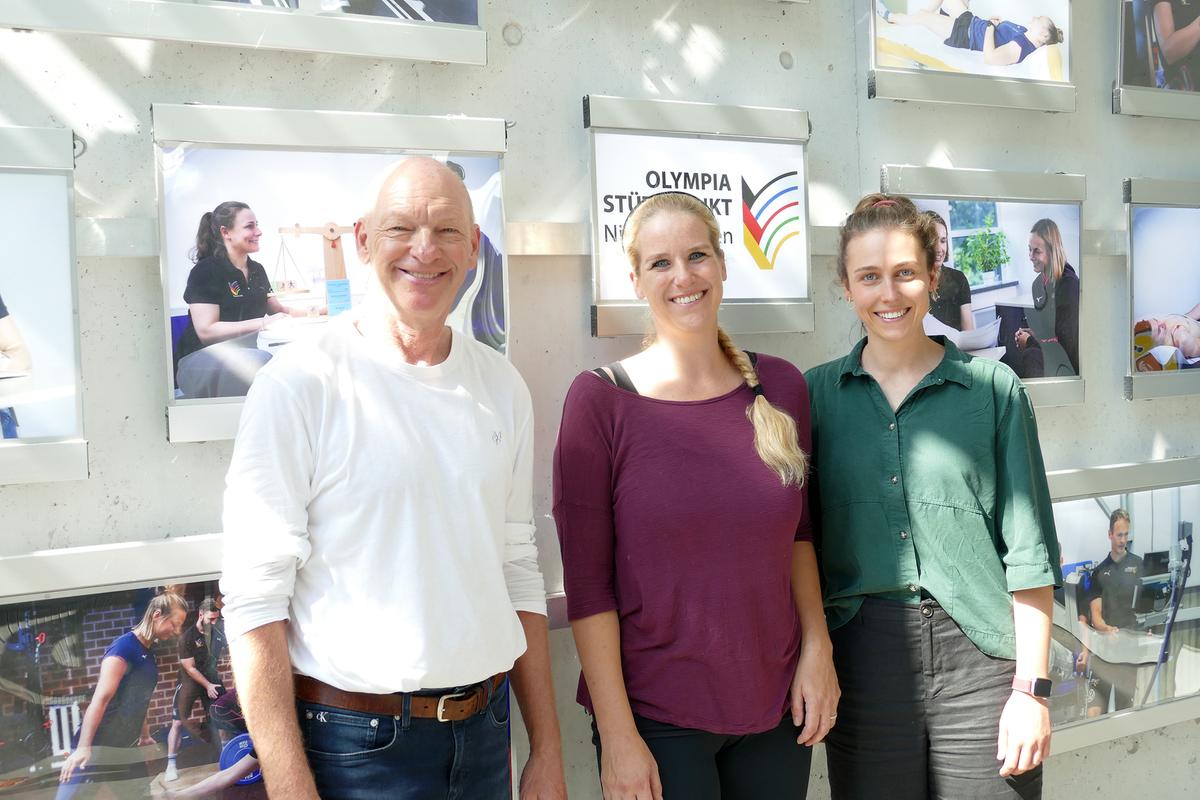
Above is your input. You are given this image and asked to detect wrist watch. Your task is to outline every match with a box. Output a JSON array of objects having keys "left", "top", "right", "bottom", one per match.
[{"left": 1012, "top": 677, "right": 1053, "bottom": 698}]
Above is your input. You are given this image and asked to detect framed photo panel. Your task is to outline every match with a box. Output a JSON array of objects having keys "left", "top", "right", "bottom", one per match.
[
  {"left": 0, "top": 536, "right": 261, "bottom": 798},
  {"left": 0, "top": 127, "right": 88, "bottom": 487},
  {"left": 1044, "top": 458, "right": 1200, "bottom": 751},
  {"left": 869, "top": 0, "right": 1076, "bottom": 112},
  {"left": 882, "top": 164, "right": 1086, "bottom": 407},
  {"left": 1125, "top": 178, "right": 1200, "bottom": 400},
  {"left": 0, "top": 0, "right": 484, "bottom": 65},
  {"left": 1115, "top": 0, "right": 1200, "bottom": 121},
  {"left": 153, "top": 103, "right": 507, "bottom": 443},
  {"left": 585, "top": 95, "right": 813, "bottom": 337}
]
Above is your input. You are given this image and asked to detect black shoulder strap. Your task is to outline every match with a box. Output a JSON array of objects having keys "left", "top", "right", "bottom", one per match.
[
  {"left": 746, "top": 351, "right": 759, "bottom": 368},
  {"left": 591, "top": 362, "right": 639, "bottom": 394}
]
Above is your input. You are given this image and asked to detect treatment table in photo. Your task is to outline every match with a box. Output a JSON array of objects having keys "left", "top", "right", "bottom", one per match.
[
  {"left": 913, "top": 197, "right": 1081, "bottom": 380},
  {"left": 1129, "top": 205, "right": 1200, "bottom": 372},
  {"left": 160, "top": 147, "right": 505, "bottom": 401},
  {"left": 0, "top": 580, "right": 264, "bottom": 800},
  {"left": 874, "top": 0, "right": 1071, "bottom": 84},
  {"left": 1049, "top": 485, "right": 1200, "bottom": 726},
  {"left": 0, "top": 172, "right": 80, "bottom": 444}
]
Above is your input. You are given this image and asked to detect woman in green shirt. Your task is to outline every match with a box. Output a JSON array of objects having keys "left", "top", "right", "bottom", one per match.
[{"left": 806, "top": 194, "right": 1061, "bottom": 800}]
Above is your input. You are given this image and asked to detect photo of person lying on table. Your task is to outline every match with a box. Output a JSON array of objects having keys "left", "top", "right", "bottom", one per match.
[
  {"left": 875, "top": 0, "right": 1069, "bottom": 82},
  {"left": 1134, "top": 302, "right": 1200, "bottom": 371}
]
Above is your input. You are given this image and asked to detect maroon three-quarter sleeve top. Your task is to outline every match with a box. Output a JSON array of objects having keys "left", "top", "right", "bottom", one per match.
[{"left": 552, "top": 353, "right": 812, "bottom": 734}]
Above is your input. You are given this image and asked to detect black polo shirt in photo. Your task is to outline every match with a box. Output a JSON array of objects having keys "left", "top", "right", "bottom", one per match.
[
  {"left": 1089, "top": 552, "right": 1145, "bottom": 629},
  {"left": 178, "top": 624, "right": 223, "bottom": 686},
  {"left": 175, "top": 255, "right": 272, "bottom": 365}
]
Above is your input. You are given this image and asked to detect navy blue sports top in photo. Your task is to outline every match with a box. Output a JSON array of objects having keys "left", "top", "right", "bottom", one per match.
[
  {"left": 968, "top": 17, "right": 1037, "bottom": 63},
  {"left": 93, "top": 632, "right": 159, "bottom": 748}
]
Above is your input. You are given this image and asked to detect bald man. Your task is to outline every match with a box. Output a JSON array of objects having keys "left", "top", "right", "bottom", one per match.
[{"left": 221, "top": 158, "right": 565, "bottom": 799}]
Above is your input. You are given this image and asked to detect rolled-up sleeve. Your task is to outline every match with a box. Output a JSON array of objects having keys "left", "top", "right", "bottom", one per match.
[
  {"left": 553, "top": 375, "right": 618, "bottom": 621},
  {"left": 219, "top": 373, "right": 314, "bottom": 642},
  {"left": 995, "top": 386, "right": 1062, "bottom": 593},
  {"left": 503, "top": 384, "right": 547, "bottom": 616}
]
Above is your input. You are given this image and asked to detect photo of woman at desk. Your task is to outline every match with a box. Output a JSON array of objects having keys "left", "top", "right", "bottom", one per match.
[
  {"left": 173, "top": 202, "right": 308, "bottom": 399},
  {"left": 914, "top": 199, "right": 1080, "bottom": 381}
]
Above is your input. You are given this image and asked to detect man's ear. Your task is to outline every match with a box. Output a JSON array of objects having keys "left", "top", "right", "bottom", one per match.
[
  {"left": 468, "top": 224, "right": 481, "bottom": 270},
  {"left": 354, "top": 218, "right": 371, "bottom": 262}
]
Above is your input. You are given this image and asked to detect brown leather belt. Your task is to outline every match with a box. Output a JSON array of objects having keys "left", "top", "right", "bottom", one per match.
[{"left": 294, "top": 673, "right": 506, "bottom": 723}]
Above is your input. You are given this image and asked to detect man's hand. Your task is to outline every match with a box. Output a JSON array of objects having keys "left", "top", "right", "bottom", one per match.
[
  {"left": 997, "top": 691, "right": 1051, "bottom": 777},
  {"left": 206, "top": 682, "right": 221, "bottom": 700},
  {"left": 1015, "top": 328, "right": 1034, "bottom": 350},
  {"left": 600, "top": 731, "right": 662, "bottom": 800},
  {"left": 790, "top": 638, "right": 840, "bottom": 746},
  {"left": 519, "top": 746, "right": 567, "bottom": 800}
]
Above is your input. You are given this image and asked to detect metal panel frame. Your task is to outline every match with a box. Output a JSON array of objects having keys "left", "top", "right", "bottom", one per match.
[
  {"left": 880, "top": 164, "right": 1087, "bottom": 407},
  {"left": 1123, "top": 177, "right": 1200, "bottom": 400},
  {"left": 867, "top": 0, "right": 1076, "bottom": 113},
  {"left": 0, "top": 0, "right": 486, "bottom": 66},
  {"left": 584, "top": 95, "right": 815, "bottom": 338},
  {"left": 0, "top": 534, "right": 221, "bottom": 606},
  {"left": 152, "top": 104, "right": 507, "bottom": 155},
  {"left": 0, "top": 126, "right": 88, "bottom": 485},
  {"left": 0, "top": 440, "right": 89, "bottom": 486},
  {"left": 1113, "top": 1, "right": 1200, "bottom": 121},
  {"left": 1046, "top": 456, "right": 1200, "bottom": 501},
  {"left": 152, "top": 104, "right": 507, "bottom": 443}
]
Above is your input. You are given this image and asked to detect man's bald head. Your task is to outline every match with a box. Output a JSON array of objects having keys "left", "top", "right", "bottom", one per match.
[{"left": 361, "top": 156, "right": 475, "bottom": 229}]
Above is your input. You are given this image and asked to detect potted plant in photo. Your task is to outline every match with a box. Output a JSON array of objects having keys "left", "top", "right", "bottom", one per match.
[{"left": 955, "top": 211, "right": 1010, "bottom": 288}]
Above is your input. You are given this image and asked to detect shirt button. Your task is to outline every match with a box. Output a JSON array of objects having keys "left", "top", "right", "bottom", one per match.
[
  {"left": 899, "top": 531, "right": 909, "bottom": 540},
  {"left": 888, "top": 422, "right": 896, "bottom": 431},
  {"left": 907, "top": 583, "right": 919, "bottom": 593},
  {"left": 921, "top": 605, "right": 934, "bottom": 618},
  {"left": 890, "top": 475, "right": 899, "bottom": 485}
]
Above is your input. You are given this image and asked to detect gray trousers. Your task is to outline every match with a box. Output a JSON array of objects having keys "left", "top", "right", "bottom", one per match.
[
  {"left": 176, "top": 337, "right": 271, "bottom": 399},
  {"left": 825, "top": 598, "right": 1042, "bottom": 800}
]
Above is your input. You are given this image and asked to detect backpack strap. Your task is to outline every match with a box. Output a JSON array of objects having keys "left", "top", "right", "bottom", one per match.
[{"left": 591, "top": 362, "right": 639, "bottom": 394}]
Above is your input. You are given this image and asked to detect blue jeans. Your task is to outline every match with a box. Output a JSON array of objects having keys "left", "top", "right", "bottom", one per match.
[{"left": 298, "top": 678, "right": 511, "bottom": 800}]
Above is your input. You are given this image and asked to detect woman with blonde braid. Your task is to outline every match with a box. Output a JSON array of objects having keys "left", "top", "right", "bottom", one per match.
[{"left": 553, "top": 191, "right": 837, "bottom": 799}]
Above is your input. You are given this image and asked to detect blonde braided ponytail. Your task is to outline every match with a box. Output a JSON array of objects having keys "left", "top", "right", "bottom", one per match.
[{"left": 717, "top": 327, "right": 807, "bottom": 488}]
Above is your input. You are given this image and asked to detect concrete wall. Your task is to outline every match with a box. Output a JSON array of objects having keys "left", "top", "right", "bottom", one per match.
[{"left": 1, "top": 1, "right": 1197, "bottom": 796}]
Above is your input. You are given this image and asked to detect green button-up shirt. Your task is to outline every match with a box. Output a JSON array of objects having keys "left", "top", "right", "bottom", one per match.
[{"left": 805, "top": 337, "right": 1062, "bottom": 659}]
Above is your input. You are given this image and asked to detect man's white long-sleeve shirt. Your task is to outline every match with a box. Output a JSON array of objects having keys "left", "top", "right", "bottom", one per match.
[{"left": 220, "top": 317, "right": 546, "bottom": 692}]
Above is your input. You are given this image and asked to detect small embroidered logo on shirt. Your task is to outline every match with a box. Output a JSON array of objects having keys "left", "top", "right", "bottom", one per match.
[
  {"left": 228, "top": 281, "right": 242, "bottom": 297},
  {"left": 492, "top": 431, "right": 503, "bottom": 445}
]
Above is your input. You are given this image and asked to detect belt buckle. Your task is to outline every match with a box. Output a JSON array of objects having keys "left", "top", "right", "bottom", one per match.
[{"left": 435, "top": 689, "right": 472, "bottom": 722}]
